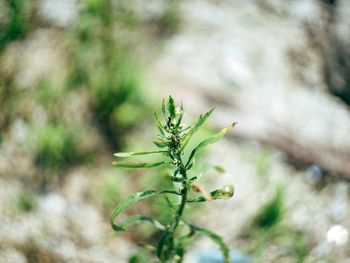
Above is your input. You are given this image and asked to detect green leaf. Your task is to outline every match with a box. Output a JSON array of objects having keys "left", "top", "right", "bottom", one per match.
[
  {"left": 164, "top": 195, "right": 176, "bottom": 210},
  {"left": 112, "top": 161, "right": 165, "bottom": 169},
  {"left": 168, "top": 96, "right": 176, "bottom": 118},
  {"left": 214, "top": 165, "right": 226, "bottom": 174},
  {"left": 178, "top": 222, "right": 196, "bottom": 241},
  {"left": 111, "top": 190, "right": 180, "bottom": 232},
  {"left": 197, "top": 163, "right": 225, "bottom": 181},
  {"left": 180, "top": 108, "right": 214, "bottom": 151},
  {"left": 114, "top": 150, "right": 167, "bottom": 157},
  {"left": 121, "top": 215, "right": 166, "bottom": 231},
  {"left": 154, "top": 112, "right": 165, "bottom": 135},
  {"left": 153, "top": 140, "right": 168, "bottom": 148},
  {"left": 157, "top": 229, "right": 172, "bottom": 260},
  {"left": 162, "top": 99, "right": 166, "bottom": 114},
  {"left": 175, "top": 242, "right": 185, "bottom": 262},
  {"left": 186, "top": 122, "right": 237, "bottom": 168},
  {"left": 190, "top": 224, "right": 230, "bottom": 263}
]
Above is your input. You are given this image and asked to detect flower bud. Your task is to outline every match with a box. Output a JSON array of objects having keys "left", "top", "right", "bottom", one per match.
[{"left": 222, "top": 184, "right": 234, "bottom": 198}]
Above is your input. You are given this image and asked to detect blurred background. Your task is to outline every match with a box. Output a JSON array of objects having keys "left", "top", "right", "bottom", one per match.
[{"left": 0, "top": 0, "right": 350, "bottom": 262}]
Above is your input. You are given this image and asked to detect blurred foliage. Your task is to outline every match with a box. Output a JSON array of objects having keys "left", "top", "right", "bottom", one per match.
[
  {"left": 246, "top": 226, "right": 310, "bottom": 263},
  {"left": 155, "top": 0, "right": 182, "bottom": 37},
  {"left": 0, "top": 0, "right": 184, "bottom": 163},
  {"left": 244, "top": 186, "right": 310, "bottom": 262},
  {"left": 0, "top": 0, "right": 186, "bottom": 183},
  {"left": 16, "top": 190, "right": 36, "bottom": 213},
  {"left": 252, "top": 186, "right": 284, "bottom": 229},
  {"left": 33, "top": 125, "right": 89, "bottom": 171},
  {"left": 67, "top": 0, "right": 148, "bottom": 150},
  {"left": 254, "top": 149, "right": 273, "bottom": 179},
  {"left": 17, "top": 240, "right": 61, "bottom": 263},
  {"left": 0, "top": 0, "right": 30, "bottom": 51}
]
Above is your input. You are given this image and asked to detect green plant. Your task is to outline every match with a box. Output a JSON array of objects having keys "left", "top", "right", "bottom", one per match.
[
  {"left": 252, "top": 186, "right": 284, "bottom": 229},
  {"left": 16, "top": 190, "right": 36, "bottom": 213},
  {"left": 111, "top": 96, "right": 237, "bottom": 262},
  {"left": 243, "top": 186, "right": 310, "bottom": 262},
  {"left": 67, "top": 0, "right": 148, "bottom": 150},
  {"left": 34, "top": 125, "right": 87, "bottom": 171},
  {"left": 0, "top": 0, "right": 28, "bottom": 51}
]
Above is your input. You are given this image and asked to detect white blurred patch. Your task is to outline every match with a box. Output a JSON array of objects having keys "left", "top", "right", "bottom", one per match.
[
  {"left": 39, "top": 193, "right": 66, "bottom": 215},
  {"left": 326, "top": 225, "right": 349, "bottom": 246},
  {"left": 39, "top": 0, "right": 78, "bottom": 27},
  {"left": 10, "top": 118, "right": 28, "bottom": 144}
]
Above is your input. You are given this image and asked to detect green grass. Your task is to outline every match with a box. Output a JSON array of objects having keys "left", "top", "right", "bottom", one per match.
[
  {"left": 0, "top": 0, "right": 28, "bottom": 51},
  {"left": 16, "top": 190, "right": 36, "bottom": 213},
  {"left": 34, "top": 125, "right": 85, "bottom": 171},
  {"left": 245, "top": 186, "right": 310, "bottom": 262},
  {"left": 252, "top": 187, "right": 284, "bottom": 229}
]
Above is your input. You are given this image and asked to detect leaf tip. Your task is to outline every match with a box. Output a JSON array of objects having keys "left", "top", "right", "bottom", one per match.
[{"left": 231, "top": 122, "right": 238, "bottom": 127}]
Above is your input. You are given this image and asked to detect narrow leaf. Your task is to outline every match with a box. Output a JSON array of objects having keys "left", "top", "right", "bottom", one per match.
[
  {"left": 178, "top": 222, "right": 196, "bottom": 241},
  {"left": 112, "top": 161, "right": 165, "bottom": 169},
  {"left": 180, "top": 108, "right": 214, "bottom": 151},
  {"left": 114, "top": 150, "right": 167, "bottom": 157},
  {"left": 121, "top": 215, "right": 166, "bottom": 231},
  {"left": 162, "top": 99, "right": 166, "bottom": 114},
  {"left": 168, "top": 96, "right": 176, "bottom": 118},
  {"left": 214, "top": 165, "right": 226, "bottom": 174},
  {"left": 190, "top": 224, "right": 230, "bottom": 263},
  {"left": 153, "top": 140, "right": 168, "bottom": 148},
  {"left": 154, "top": 112, "right": 165, "bottom": 135},
  {"left": 111, "top": 190, "right": 180, "bottom": 232},
  {"left": 186, "top": 122, "right": 237, "bottom": 168}
]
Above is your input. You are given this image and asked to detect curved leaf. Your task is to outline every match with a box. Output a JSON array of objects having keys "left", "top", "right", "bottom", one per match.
[
  {"left": 154, "top": 112, "right": 165, "bottom": 135},
  {"left": 153, "top": 140, "right": 168, "bottom": 148},
  {"left": 191, "top": 224, "right": 230, "bottom": 263},
  {"left": 112, "top": 161, "right": 165, "bottom": 169},
  {"left": 111, "top": 190, "right": 180, "bottom": 232},
  {"left": 117, "top": 215, "right": 166, "bottom": 231},
  {"left": 114, "top": 150, "right": 167, "bottom": 157},
  {"left": 180, "top": 108, "right": 214, "bottom": 151},
  {"left": 182, "top": 221, "right": 230, "bottom": 263},
  {"left": 185, "top": 122, "right": 237, "bottom": 168}
]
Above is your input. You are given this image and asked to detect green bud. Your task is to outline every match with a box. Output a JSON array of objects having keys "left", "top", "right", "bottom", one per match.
[
  {"left": 174, "top": 255, "right": 181, "bottom": 262},
  {"left": 222, "top": 184, "right": 234, "bottom": 198}
]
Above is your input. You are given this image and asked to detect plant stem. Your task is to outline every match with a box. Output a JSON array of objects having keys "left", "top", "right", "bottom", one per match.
[
  {"left": 172, "top": 184, "right": 187, "bottom": 232},
  {"left": 168, "top": 155, "right": 188, "bottom": 237}
]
